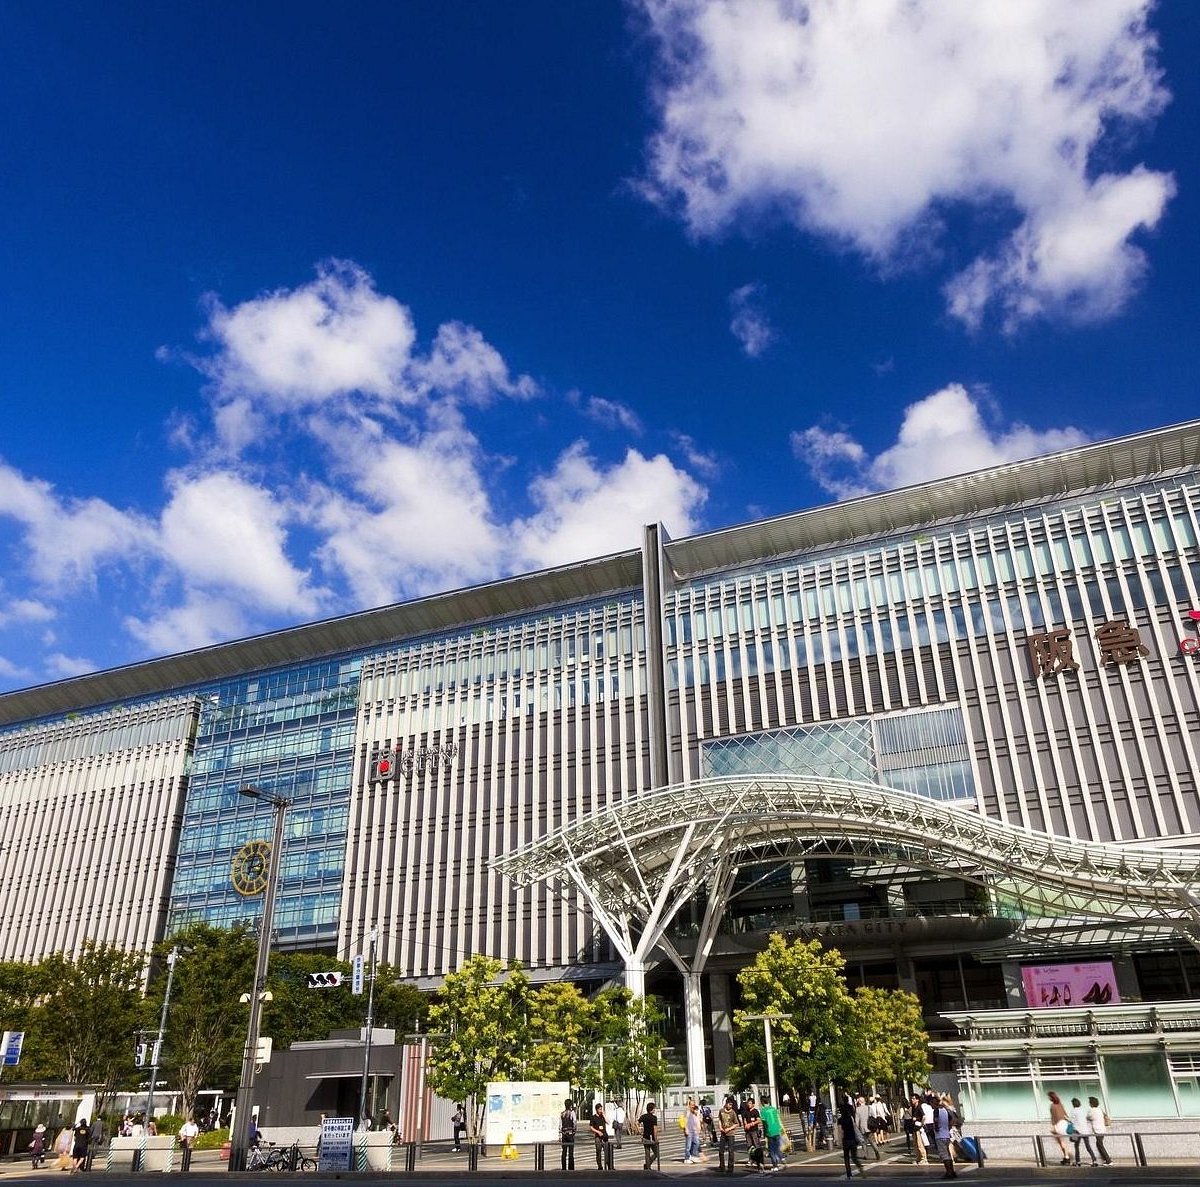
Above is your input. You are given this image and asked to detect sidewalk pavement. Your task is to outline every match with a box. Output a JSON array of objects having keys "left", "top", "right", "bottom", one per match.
[{"left": 1, "top": 1135, "right": 1193, "bottom": 1177}]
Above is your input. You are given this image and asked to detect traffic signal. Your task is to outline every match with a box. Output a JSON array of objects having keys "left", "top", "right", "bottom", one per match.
[
  {"left": 306, "top": 971, "right": 345, "bottom": 988},
  {"left": 134, "top": 1042, "right": 147, "bottom": 1067}
]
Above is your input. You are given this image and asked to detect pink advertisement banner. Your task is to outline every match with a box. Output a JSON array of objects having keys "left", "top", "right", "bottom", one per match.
[{"left": 1021, "top": 961, "right": 1119, "bottom": 1009}]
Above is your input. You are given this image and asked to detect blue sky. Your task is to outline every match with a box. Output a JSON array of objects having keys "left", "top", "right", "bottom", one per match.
[{"left": 1, "top": 1, "right": 1197, "bottom": 693}]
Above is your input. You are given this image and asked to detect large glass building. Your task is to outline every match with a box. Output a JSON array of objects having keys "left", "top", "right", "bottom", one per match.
[{"left": 2, "top": 418, "right": 1199, "bottom": 1119}]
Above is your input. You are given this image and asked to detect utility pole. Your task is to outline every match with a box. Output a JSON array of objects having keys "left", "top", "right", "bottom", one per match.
[{"left": 144, "top": 947, "right": 179, "bottom": 1123}]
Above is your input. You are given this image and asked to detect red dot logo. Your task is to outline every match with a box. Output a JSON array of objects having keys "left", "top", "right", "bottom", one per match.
[{"left": 376, "top": 755, "right": 394, "bottom": 778}]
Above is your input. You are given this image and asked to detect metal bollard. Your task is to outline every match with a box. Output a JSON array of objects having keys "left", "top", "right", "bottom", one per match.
[
  {"left": 467, "top": 1142, "right": 479, "bottom": 1171},
  {"left": 972, "top": 1136, "right": 984, "bottom": 1168},
  {"left": 405, "top": 1142, "right": 417, "bottom": 1173},
  {"left": 534, "top": 1143, "right": 545, "bottom": 1170},
  {"left": 1132, "top": 1133, "right": 1147, "bottom": 1167},
  {"left": 181, "top": 1143, "right": 193, "bottom": 1172}
]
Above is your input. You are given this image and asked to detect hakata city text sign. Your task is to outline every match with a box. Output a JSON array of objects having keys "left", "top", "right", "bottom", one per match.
[{"left": 370, "top": 742, "right": 458, "bottom": 783}]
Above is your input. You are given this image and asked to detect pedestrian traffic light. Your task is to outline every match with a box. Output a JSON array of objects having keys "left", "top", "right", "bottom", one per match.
[
  {"left": 306, "top": 971, "right": 345, "bottom": 988},
  {"left": 134, "top": 1042, "right": 148, "bottom": 1067}
]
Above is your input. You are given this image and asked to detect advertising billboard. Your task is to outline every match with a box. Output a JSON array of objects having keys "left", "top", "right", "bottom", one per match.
[{"left": 1021, "top": 961, "right": 1119, "bottom": 1009}]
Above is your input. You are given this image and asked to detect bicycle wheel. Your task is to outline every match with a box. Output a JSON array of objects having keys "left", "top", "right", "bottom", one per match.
[{"left": 299, "top": 1156, "right": 317, "bottom": 1171}]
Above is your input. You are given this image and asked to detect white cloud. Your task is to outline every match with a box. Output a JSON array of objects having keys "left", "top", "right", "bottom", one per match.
[
  {"left": 0, "top": 596, "right": 54, "bottom": 629},
  {"left": 44, "top": 653, "right": 98, "bottom": 680},
  {"left": 412, "top": 321, "right": 538, "bottom": 406},
  {"left": 793, "top": 384, "right": 1092, "bottom": 498},
  {"left": 310, "top": 430, "right": 505, "bottom": 607},
  {"left": 124, "top": 591, "right": 258, "bottom": 656},
  {"left": 670, "top": 431, "right": 722, "bottom": 479},
  {"left": 158, "top": 470, "right": 322, "bottom": 615},
  {"left": 0, "top": 461, "right": 156, "bottom": 591},
  {"left": 203, "top": 260, "right": 417, "bottom": 410},
  {"left": 729, "top": 283, "right": 775, "bottom": 356},
  {"left": 512, "top": 443, "right": 706, "bottom": 570},
  {"left": 571, "top": 392, "right": 645, "bottom": 434},
  {"left": 639, "top": 0, "right": 1173, "bottom": 329}
]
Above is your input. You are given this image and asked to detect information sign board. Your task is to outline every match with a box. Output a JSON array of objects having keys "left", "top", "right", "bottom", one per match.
[
  {"left": 484, "top": 1081, "right": 569, "bottom": 1147},
  {"left": 317, "top": 1116, "right": 355, "bottom": 1172}
]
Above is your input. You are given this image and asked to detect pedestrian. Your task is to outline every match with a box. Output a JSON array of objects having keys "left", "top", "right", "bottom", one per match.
[
  {"left": 30, "top": 1123, "right": 46, "bottom": 1170},
  {"left": 701, "top": 1098, "right": 717, "bottom": 1146},
  {"left": 54, "top": 1123, "right": 73, "bottom": 1171},
  {"left": 837, "top": 1094, "right": 865, "bottom": 1179},
  {"left": 868, "top": 1095, "right": 890, "bottom": 1144},
  {"left": 1068, "top": 1097, "right": 1096, "bottom": 1166},
  {"left": 1084, "top": 1097, "right": 1112, "bottom": 1166},
  {"left": 742, "top": 1095, "right": 763, "bottom": 1160},
  {"left": 590, "top": 1102, "right": 612, "bottom": 1170},
  {"left": 760, "top": 1094, "right": 786, "bottom": 1170},
  {"left": 70, "top": 1117, "right": 91, "bottom": 1174},
  {"left": 717, "top": 1095, "right": 740, "bottom": 1174},
  {"left": 854, "top": 1094, "right": 880, "bottom": 1161},
  {"left": 611, "top": 1100, "right": 626, "bottom": 1149},
  {"left": 1047, "top": 1091, "right": 1071, "bottom": 1165},
  {"left": 684, "top": 1097, "right": 703, "bottom": 1163},
  {"left": 815, "top": 1098, "right": 832, "bottom": 1150},
  {"left": 451, "top": 1104, "right": 466, "bottom": 1151},
  {"left": 559, "top": 1099, "right": 577, "bottom": 1171},
  {"left": 930, "top": 1096, "right": 957, "bottom": 1180},
  {"left": 638, "top": 1101, "right": 660, "bottom": 1171}
]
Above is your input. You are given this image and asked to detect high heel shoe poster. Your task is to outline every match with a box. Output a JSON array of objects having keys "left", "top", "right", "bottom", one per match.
[{"left": 1021, "top": 962, "right": 1120, "bottom": 1009}]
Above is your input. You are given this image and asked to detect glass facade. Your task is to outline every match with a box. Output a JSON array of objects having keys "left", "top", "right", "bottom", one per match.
[
  {"left": 169, "top": 657, "right": 361, "bottom": 949},
  {"left": 699, "top": 705, "right": 975, "bottom": 801}
]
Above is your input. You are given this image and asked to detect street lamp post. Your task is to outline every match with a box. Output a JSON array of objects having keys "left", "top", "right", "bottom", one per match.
[
  {"left": 227, "top": 786, "right": 290, "bottom": 1173},
  {"left": 357, "top": 926, "right": 378, "bottom": 1128},
  {"left": 144, "top": 947, "right": 179, "bottom": 1124},
  {"left": 743, "top": 1013, "right": 792, "bottom": 1108}
]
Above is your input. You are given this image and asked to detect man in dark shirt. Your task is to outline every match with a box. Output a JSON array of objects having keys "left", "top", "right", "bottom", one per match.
[
  {"left": 638, "top": 1101, "right": 660, "bottom": 1170},
  {"left": 590, "top": 1103, "right": 612, "bottom": 1170},
  {"left": 742, "top": 1097, "right": 763, "bottom": 1157}
]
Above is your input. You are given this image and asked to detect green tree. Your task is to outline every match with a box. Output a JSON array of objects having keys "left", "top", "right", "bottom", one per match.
[
  {"left": 33, "top": 943, "right": 146, "bottom": 1108},
  {"left": 526, "top": 981, "right": 591, "bottom": 1083},
  {"left": 0, "top": 959, "right": 57, "bottom": 1075},
  {"left": 153, "top": 923, "right": 257, "bottom": 1121},
  {"left": 731, "top": 933, "right": 856, "bottom": 1097},
  {"left": 578, "top": 987, "right": 671, "bottom": 1110},
  {"left": 425, "top": 955, "right": 532, "bottom": 1141},
  {"left": 842, "top": 985, "right": 931, "bottom": 1092}
]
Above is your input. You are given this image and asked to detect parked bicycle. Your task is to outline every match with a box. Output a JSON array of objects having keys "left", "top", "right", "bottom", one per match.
[{"left": 246, "top": 1142, "right": 316, "bottom": 1171}]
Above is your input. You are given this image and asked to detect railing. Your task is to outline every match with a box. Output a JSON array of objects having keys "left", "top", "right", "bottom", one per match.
[{"left": 665, "top": 900, "right": 989, "bottom": 941}]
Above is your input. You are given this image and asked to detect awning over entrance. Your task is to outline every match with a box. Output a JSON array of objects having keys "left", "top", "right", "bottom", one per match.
[{"left": 492, "top": 774, "right": 1200, "bottom": 1086}]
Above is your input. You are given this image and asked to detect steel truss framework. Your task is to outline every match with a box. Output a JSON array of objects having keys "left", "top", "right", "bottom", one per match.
[{"left": 493, "top": 775, "right": 1200, "bottom": 1086}]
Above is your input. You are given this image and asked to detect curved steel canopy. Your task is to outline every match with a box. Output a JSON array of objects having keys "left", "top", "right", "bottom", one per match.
[
  {"left": 493, "top": 775, "right": 1200, "bottom": 1086},
  {"left": 499, "top": 775, "right": 1200, "bottom": 918},
  {"left": 495, "top": 775, "right": 1200, "bottom": 985}
]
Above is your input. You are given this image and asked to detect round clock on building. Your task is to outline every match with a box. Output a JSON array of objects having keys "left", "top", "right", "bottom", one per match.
[{"left": 231, "top": 839, "right": 272, "bottom": 897}]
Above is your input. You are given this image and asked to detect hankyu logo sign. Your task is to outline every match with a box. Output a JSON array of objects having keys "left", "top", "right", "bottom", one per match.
[
  {"left": 371, "top": 742, "right": 458, "bottom": 783},
  {"left": 1181, "top": 609, "right": 1200, "bottom": 656}
]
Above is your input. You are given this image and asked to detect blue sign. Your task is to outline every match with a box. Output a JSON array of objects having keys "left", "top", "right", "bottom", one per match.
[{"left": 1, "top": 1030, "right": 24, "bottom": 1066}]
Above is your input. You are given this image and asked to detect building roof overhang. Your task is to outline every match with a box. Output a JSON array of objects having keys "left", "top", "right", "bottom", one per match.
[{"left": 2, "top": 418, "right": 1197, "bottom": 726}]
